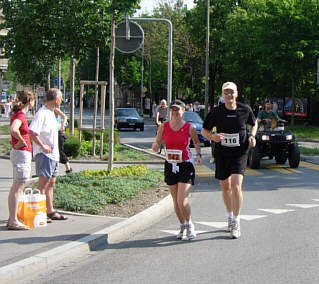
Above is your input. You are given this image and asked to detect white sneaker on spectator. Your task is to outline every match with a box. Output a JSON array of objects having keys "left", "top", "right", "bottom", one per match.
[
  {"left": 227, "top": 216, "right": 233, "bottom": 232},
  {"left": 176, "top": 223, "right": 186, "bottom": 240},
  {"left": 230, "top": 220, "right": 241, "bottom": 239},
  {"left": 186, "top": 222, "right": 197, "bottom": 240}
]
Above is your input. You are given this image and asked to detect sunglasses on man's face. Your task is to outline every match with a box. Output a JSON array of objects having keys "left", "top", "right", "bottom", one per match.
[{"left": 223, "top": 90, "right": 235, "bottom": 95}]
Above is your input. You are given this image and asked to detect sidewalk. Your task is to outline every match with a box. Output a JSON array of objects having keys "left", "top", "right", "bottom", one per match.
[{"left": 0, "top": 156, "right": 173, "bottom": 283}]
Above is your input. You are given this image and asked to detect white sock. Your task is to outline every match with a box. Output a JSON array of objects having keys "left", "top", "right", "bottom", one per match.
[
  {"left": 233, "top": 215, "right": 240, "bottom": 223},
  {"left": 228, "top": 212, "right": 234, "bottom": 219}
]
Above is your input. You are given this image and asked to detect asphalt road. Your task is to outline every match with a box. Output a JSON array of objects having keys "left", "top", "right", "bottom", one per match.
[{"left": 19, "top": 125, "right": 319, "bottom": 284}]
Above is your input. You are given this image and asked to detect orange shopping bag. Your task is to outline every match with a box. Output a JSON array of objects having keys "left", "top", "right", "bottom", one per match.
[{"left": 17, "top": 188, "right": 47, "bottom": 228}]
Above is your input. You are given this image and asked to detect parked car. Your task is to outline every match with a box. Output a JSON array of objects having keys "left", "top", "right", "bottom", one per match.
[
  {"left": 115, "top": 108, "right": 144, "bottom": 131},
  {"left": 183, "top": 111, "right": 210, "bottom": 147}
]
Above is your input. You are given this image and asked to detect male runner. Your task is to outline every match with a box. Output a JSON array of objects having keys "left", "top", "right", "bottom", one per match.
[{"left": 201, "top": 82, "right": 258, "bottom": 238}]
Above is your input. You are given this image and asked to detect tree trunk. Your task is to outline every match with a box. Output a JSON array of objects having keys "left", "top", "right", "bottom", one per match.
[
  {"left": 92, "top": 47, "right": 100, "bottom": 156},
  {"left": 209, "top": 62, "right": 216, "bottom": 109},
  {"left": 47, "top": 72, "right": 50, "bottom": 90},
  {"left": 70, "top": 57, "right": 75, "bottom": 135},
  {"left": 108, "top": 14, "right": 115, "bottom": 171}
]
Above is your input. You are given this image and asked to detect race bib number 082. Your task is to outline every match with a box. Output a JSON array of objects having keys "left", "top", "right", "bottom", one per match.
[{"left": 221, "top": 133, "right": 240, "bottom": 147}]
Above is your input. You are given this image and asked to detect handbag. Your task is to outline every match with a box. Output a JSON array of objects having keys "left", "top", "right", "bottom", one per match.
[{"left": 17, "top": 188, "right": 47, "bottom": 228}]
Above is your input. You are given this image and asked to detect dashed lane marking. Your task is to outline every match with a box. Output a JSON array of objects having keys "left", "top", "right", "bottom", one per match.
[
  {"left": 262, "top": 164, "right": 297, "bottom": 174},
  {"left": 258, "top": 209, "right": 295, "bottom": 214},
  {"left": 286, "top": 204, "right": 319, "bottom": 209},
  {"left": 245, "top": 168, "right": 262, "bottom": 175},
  {"left": 299, "top": 161, "right": 319, "bottom": 171},
  {"left": 195, "top": 164, "right": 214, "bottom": 177}
]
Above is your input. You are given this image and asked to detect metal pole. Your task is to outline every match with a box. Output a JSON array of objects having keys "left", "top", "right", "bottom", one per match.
[
  {"left": 204, "top": 0, "right": 210, "bottom": 117},
  {"left": 141, "top": 43, "right": 144, "bottom": 115},
  {"left": 129, "top": 17, "right": 173, "bottom": 118}
]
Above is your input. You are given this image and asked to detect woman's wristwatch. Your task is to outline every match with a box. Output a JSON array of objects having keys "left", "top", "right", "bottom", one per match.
[{"left": 196, "top": 153, "right": 202, "bottom": 158}]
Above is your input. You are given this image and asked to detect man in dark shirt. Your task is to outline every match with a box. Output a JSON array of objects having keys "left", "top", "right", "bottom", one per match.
[{"left": 201, "top": 82, "right": 258, "bottom": 239}]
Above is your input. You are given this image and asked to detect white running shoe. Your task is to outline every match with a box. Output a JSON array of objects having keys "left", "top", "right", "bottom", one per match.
[
  {"left": 230, "top": 220, "right": 241, "bottom": 239},
  {"left": 176, "top": 223, "right": 186, "bottom": 240},
  {"left": 227, "top": 216, "right": 233, "bottom": 232},
  {"left": 186, "top": 222, "right": 197, "bottom": 240}
]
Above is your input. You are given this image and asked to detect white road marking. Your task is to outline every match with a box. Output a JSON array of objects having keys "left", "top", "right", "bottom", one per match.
[
  {"left": 240, "top": 215, "right": 267, "bottom": 220},
  {"left": 195, "top": 221, "right": 228, "bottom": 229},
  {"left": 161, "top": 230, "right": 207, "bottom": 236},
  {"left": 286, "top": 204, "right": 319, "bottom": 209},
  {"left": 312, "top": 199, "right": 319, "bottom": 202},
  {"left": 257, "top": 209, "right": 295, "bottom": 214}
]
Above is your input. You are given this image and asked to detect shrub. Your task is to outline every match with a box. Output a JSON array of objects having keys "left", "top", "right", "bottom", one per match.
[
  {"left": 82, "top": 129, "right": 93, "bottom": 141},
  {"left": 64, "top": 136, "right": 81, "bottom": 157},
  {"left": 52, "top": 166, "right": 163, "bottom": 214}
]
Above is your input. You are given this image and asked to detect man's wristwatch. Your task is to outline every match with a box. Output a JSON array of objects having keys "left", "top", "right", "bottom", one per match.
[{"left": 249, "top": 135, "right": 256, "bottom": 138}]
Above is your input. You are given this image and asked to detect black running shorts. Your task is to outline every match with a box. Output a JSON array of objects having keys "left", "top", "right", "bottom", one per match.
[
  {"left": 164, "top": 161, "right": 195, "bottom": 186},
  {"left": 215, "top": 153, "right": 248, "bottom": 180}
]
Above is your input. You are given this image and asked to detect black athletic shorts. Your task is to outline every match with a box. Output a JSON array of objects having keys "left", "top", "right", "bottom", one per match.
[
  {"left": 164, "top": 161, "right": 195, "bottom": 186},
  {"left": 214, "top": 153, "right": 248, "bottom": 180}
]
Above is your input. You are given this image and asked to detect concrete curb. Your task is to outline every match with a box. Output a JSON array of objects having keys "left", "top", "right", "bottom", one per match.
[{"left": 0, "top": 195, "right": 173, "bottom": 283}]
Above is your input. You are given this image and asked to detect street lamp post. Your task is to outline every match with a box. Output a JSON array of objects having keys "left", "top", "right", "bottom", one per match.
[{"left": 204, "top": 0, "right": 210, "bottom": 117}]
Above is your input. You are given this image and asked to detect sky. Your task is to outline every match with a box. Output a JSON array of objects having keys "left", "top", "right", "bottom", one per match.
[{"left": 136, "top": 0, "right": 195, "bottom": 15}]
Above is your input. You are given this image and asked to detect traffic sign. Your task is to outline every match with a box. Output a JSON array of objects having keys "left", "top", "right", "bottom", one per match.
[{"left": 115, "top": 21, "right": 144, "bottom": 54}]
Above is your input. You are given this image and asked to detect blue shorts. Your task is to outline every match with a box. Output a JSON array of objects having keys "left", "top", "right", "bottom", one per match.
[{"left": 35, "top": 153, "right": 59, "bottom": 179}]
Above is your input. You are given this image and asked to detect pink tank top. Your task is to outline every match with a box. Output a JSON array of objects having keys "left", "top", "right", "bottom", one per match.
[{"left": 163, "top": 121, "right": 192, "bottom": 161}]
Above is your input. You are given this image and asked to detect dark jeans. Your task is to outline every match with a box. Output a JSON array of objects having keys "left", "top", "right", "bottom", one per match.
[{"left": 58, "top": 131, "right": 68, "bottom": 164}]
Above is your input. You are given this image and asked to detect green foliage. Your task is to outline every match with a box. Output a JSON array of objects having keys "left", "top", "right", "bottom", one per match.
[
  {"left": 82, "top": 164, "right": 149, "bottom": 178},
  {"left": 64, "top": 136, "right": 81, "bottom": 158},
  {"left": 299, "top": 147, "right": 319, "bottom": 156},
  {"left": 81, "top": 130, "right": 93, "bottom": 141},
  {"left": 286, "top": 126, "right": 319, "bottom": 140},
  {"left": 53, "top": 166, "right": 163, "bottom": 214},
  {"left": 0, "top": 124, "right": 9, "bottom": 134},
  {"left": 78, "top": 141, "right": 148, "bottom": 161}
]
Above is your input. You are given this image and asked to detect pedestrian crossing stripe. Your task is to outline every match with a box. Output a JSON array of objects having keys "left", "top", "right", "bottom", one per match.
[
  {"left": 286, "top": 204, "right": 319, "bottom": 209},
  {"left": 312, "top": 199, "right": 319, "bottom": 202},
  {"left": 240, "top": 215, "right": 267, "bottom": 220},
  {"left": 195, "top": 221, "right": 227, "bottom": 229},
  {"left": 257, "top": 209, "right": 295, "bottom": 214}
]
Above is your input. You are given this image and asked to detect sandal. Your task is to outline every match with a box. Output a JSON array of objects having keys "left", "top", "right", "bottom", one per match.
[
  {"left": 47, "top": 211, "right": 68, "bottom": 221},
  {"left": 7, "top": 223, "right": 30, "bottom": 230}
]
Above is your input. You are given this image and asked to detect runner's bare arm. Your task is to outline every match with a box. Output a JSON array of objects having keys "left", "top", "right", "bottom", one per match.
[
  {"left": 190, "top": 126, "right": 202, "bottom": 164},
  {"left": 152, "top": 123, "right": 164, "bottom": 152}
]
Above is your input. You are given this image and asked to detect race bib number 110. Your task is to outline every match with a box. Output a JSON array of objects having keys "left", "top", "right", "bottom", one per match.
[{"left": 221, "top": 133, "right": 240, "bottom": 147}]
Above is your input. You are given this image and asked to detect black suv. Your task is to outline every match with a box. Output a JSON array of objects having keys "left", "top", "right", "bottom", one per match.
[{"left": 248, "top": 120, "right": 300, "bottom": 169}]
